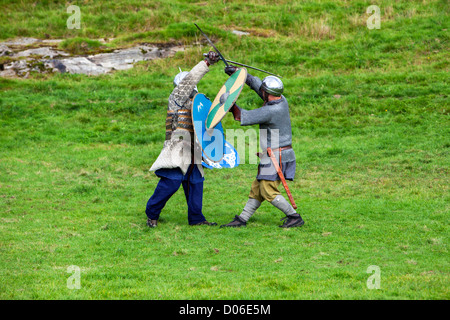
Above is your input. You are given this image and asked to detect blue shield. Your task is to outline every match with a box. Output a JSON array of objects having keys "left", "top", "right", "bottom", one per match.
[
  {"left": 192, "top": 93, "right": 225, "bottom": 162},
  {"left": 202, "top": 140, "right": 240, "bottom": 169}
]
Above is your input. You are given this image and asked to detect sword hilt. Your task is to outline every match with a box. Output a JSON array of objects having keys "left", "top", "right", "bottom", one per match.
[{"left": 195, "top": 23, "right": 229, "bottom": 67}]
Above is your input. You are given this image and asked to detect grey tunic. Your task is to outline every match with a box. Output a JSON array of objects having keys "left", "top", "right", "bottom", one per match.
[{"left": 239, "top": 73, "right": 296, "bottom": 181}]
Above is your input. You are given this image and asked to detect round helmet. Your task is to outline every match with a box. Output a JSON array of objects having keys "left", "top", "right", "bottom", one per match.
[
  {"left": 173, "top": 70, "right": 198, "bottom": 94},
  {"left": 260, "top": 76, "right": 283, "bottom": 96}
]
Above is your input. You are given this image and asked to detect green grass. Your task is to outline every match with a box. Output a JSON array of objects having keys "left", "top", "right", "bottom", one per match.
[
  {"left": 0, "top": 0, "right": 449, "bottom": 299},
  {"left": 58, "top": 37, "right": 106, "bottom": 55}
]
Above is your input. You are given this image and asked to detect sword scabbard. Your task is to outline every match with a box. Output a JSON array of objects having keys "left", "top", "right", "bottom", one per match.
[{"left": 267, "top": 147, "right": 297, "bottom": 209}]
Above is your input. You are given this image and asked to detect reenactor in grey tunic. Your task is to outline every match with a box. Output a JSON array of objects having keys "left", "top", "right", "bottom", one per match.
[{"left": 220, "top": 66, "right": 305, "bottom": 228}]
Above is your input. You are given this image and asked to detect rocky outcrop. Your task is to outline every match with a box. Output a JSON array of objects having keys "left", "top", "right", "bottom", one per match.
[{"left": 0, "top": 38, "right": 184, "bottom": 78}]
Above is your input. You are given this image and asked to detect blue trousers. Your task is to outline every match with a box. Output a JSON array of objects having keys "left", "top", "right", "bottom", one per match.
[{"left": 145, "top": 166, "right": 206, "bottom": 225}]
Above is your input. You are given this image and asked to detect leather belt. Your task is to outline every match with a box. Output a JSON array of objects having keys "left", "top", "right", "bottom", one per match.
[
  {"left": 266, "top": 145, "right": 292, "bottom": 170},
  {"left": 271, "top": 145, "right": 292, "bottom": 152}
]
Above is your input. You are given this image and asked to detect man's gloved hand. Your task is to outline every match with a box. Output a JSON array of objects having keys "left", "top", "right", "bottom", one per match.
[
  {"left": 204, "top": 51, "right": 220, "bottom": 66},
  {"left": 224, "top": 65, "right": 237, "bottom": 76}
]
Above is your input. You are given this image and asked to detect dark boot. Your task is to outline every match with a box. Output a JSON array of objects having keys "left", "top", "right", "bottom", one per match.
[
  {"left": 147, "top": 218, "right": 158, "bottom": 228},
  {"left": 220, "top": 215, "right": 247, "bottom": 228},
  {"left": 279, "top": 214, "right": 304, "bottom": 228},
  {"left": 191, "top": 220, "right": 217, "bottom": 226}
]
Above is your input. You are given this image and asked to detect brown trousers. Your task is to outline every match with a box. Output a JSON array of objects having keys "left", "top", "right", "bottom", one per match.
[{"left": 249, "top": 179, "right": 281, "bottom": 203}]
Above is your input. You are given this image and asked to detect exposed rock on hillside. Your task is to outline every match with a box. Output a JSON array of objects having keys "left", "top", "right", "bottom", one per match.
[{"left": 0, "top": 38, "right": 184, "bottom": 78}]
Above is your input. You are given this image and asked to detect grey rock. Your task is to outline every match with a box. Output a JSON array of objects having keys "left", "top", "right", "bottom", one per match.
[
  {"left": 45, "top": 60, "right": 67, "bottom": 73},
  {"left": 0, "top": 38, "right": 185, "bottom": 78},
  {"left": 2, "top": 37, "right": 41, "bottom": 46},
  {"left": 0, "top": 44, "right": 12, "bottom": 56},
  {"left": 13, "top": 47, "right": 69, "bottom": 59},
  {"left": 54, "top": 57, "right": 107, "bottom": 75},
  {"left": 232, "top": 30, "right": 250, "bottom": 36},
  {"left": 0, "top": 68, "right": 16, "bottom": 78}
]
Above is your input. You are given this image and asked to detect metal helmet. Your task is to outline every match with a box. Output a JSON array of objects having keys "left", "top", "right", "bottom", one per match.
[
  {"left": 173, "top": 69, "right": 198, "bottom": 94},
  {"left": 260, "top": 76, "right": 283, "bottom": 96}
]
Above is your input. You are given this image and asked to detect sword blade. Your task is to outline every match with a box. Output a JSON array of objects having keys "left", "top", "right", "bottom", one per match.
[
  {"left": 225, "top": 59, "right": 282, "bottom": 78},
  {"left": 194, "top": 23, "right": 229, "bottom": 67}
]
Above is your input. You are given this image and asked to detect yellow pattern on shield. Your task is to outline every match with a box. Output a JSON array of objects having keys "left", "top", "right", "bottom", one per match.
[{"left": 206, "top": 68, "right": 247, "bottom": 130}]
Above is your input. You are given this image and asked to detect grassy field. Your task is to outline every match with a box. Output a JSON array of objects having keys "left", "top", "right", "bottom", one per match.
[{"left": 0, "top": 0, "right": 449, "bottom": 299}]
